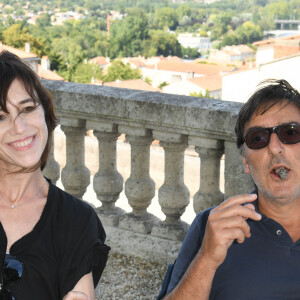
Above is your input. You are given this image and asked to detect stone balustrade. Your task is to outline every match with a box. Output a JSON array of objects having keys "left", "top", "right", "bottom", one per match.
[{"left": 42, "top": 80, "right": 254, "bottom": 246}]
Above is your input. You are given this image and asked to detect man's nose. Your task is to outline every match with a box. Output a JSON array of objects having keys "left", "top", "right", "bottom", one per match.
[{"left": 268, "top": 132, "right": 284, "bottom": 155}]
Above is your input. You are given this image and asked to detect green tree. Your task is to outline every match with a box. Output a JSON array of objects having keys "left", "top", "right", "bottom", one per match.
[
  {"left": 2, "top": 24, "right": 48, "bottom": 56},
  {"left": 182, "top": 46, "right": 200, "bottom": 59},
  {"left": 220, "top": 21, "right": 262, "bottom": 46},
  {"left": 210, "top": 12, "right": 233, "bottom": 40},
  {"left": 85, "top": 0, "right": 101, "bottom": 11},
  {"left": 235, "top": 21, "right": 262, "bottom": 43},
  {"left": 36, "top": 14, "right": 51, "bottom": 27},
  {"left": 5, "top": 15, "right": 16, "bottom": 27},
  {"left": 264, "top": 1, "right": 290, "bottom": 20},
  {"left": 190, "top": 90, "right": 211, "bottom": 98},
  {"left": 72, "top": 62, "right": 102, "bottom": 83},
  {"left": 27, "top": 35, "right": 49, "bottom": 57},
  {"left": 3, "top": 24, "right": 29, "bottom": 48},
  {"left": 48, "top": 51, "right": 65, "bottom": 72},
  {"left": 179, "top": 16, "right": 192, "bottom": 27},
  {"left": 176, "top": 4, "right": 191, "bottom": 21},
  {"left": 154, "top": 7, "right": 178, "bottom": 30},
  {"left": 290, "top": 0, "right": 300, "bottom": 19},
  {"left": 144, "top": 30, "right": 182, "bottom": 57},
  {"left": 220, "top": 31, "right": 238, "bottom": 47},
  {"left": 101, "top": 60, "right": 141, "bottom": 82},
  {"left": 0, "top": 21, "right": 5, "bottom": 41},
  {"left": 158, "top": 81, "right": 169, "bottom": 89},
  {"left": 144, "top": 77, "right": 152, "bottom": 85},
  {"left": 109, "top": 10, "right": 149, "bottom": 58}
]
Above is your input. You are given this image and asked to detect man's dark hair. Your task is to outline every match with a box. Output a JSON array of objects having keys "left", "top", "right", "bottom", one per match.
[
  {"left": 235, "top": 79, "right": 300, "bottom": 150},
  {"left": 0, "top": 50, "right": 58, "bottom": 171}
]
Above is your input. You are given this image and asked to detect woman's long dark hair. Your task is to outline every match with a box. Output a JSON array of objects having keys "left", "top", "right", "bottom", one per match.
[{"left": 0, "top": 50, "right": 58, "bottom": 171}]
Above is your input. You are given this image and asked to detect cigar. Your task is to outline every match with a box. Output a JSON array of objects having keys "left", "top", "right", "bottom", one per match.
[{"left": 277, "top": 167, "right": 288, "bottom": 180}]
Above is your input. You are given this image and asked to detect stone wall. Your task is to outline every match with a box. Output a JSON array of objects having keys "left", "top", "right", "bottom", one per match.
[{"left": 42, "top": 80, "right": 254, "bottom": 262}]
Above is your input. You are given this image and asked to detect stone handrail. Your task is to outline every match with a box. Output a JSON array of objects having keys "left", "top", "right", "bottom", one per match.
[{"left": 42, "top": 79, "right": 254, "bottom": 242}]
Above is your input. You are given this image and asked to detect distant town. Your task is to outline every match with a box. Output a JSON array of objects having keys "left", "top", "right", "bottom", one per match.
[{"left": 0, "top": 0, "right": 299, "bottom": 102}]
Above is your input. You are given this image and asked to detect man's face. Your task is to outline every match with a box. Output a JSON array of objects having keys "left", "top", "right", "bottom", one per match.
[{"left": 242, "top": 101, "right": 300, "bottom": 206}]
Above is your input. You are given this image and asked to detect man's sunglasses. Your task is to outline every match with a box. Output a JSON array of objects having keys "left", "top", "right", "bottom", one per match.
[
  {"left": 0, "top": 254, "right": 23, "bottom": 300},
  {"left": 243, "top": 123, "right": 300, "bottom": 150}
]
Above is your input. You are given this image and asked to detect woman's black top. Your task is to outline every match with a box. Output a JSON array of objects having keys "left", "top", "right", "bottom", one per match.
[{"left": 0, "top": 181, "right": 110, "bottom": 300}]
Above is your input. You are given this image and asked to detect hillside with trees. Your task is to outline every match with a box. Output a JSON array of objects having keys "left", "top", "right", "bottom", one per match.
[{"left": 0, "top": 0, "right": 299, "bottom": 82}]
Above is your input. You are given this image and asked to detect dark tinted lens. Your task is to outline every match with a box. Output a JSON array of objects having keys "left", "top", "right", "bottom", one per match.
[
  {"left": 245, "top": 128, "right": 269, "bottom": 149},
  {"left": 0, "top": 289, "right": 16, "bottom": 300},
  {"left": 277, "top": 124, "right": 300, "bottom": 144},
  {"left": 4, "top": 255, "right": 23, "bottom": 283}
]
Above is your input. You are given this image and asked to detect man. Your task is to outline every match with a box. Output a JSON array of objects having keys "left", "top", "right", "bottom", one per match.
[{"left": 160, "top": 79, "right": 300, "bottom": 299}]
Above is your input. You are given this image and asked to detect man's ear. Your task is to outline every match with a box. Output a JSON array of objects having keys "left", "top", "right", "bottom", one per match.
[{"left": 242, "top": 156, "right": 251, "bottom": 174}]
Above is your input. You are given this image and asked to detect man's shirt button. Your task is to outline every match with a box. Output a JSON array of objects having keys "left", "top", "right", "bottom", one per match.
[{"left": 276, "top": 230, "right": 282, "bottom": 236}]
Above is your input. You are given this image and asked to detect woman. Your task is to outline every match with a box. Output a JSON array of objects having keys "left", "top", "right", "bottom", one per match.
[{"left": 0, "top": 50, "right": 110, "bottom": 300}]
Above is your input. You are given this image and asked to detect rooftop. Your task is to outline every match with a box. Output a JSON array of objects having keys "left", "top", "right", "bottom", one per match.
[
  {"left": 0, "top": 42, "right": 38, "bottom": 60},
  {"left": 90, "top": 56, "right": 109, "bottom": 66},
  {"left": 102, "top": 79, "right": 162, "bottom": 92},
  {"left": 144, "top": 60, "right": 235, "bottom": 75},
  {"left": 38, "top": 65, "right": 64, "bottom": 81},
  {"left": 188, "top": 74, "right": 222, "bottom": 91},
  {"left": 253, "top": 33, "right": 300, "bottom": 46}
]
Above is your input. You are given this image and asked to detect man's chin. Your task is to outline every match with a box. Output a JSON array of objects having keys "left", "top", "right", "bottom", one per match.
[{"left": 263, "top": 191, "right": 299, "bottom": 206}]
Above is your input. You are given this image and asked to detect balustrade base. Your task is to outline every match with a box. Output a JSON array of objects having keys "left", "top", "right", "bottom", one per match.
[
  {"left": 96, "top": 207, "right": 126, "bottom": 226},
  {"left": 119, "top": 212, "right": 160, "bottom": 234},
  {"left": 104, "top": 225, "right": 181, "bottom": 264},
  {"left": 151, "top": 221, "right": 189, "bottom": 241},
  {"left": 193, "top": 192, "right": 224, "bottom": 213}
]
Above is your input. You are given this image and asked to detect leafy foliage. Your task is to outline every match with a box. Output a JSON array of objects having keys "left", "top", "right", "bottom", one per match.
[
  {"left": 158, "top": 81, "right": 169, "bottom": 89},
  {"left": 220, "top": 21, "right": 262, "bottom": 47},
  {"left": 101, "top": 60, "right": 141, "bottom": 82},
  {"left": 0, "top": 0, "right": 294, "bottom": 84},
  {"left": 190, "top": 90, "right": 211, "bottom": 98},
  {"left": 109, "top": 9, "right": 149, "bottom": 58},
  {"left": 182, "top": 46, "right": 200, "bottom": 59},
  {"left": 2, "top": 24, "right": 48, "bottom": 57},
  {"left": 71, "top": 62, "right": 102, "bottom": 83}
]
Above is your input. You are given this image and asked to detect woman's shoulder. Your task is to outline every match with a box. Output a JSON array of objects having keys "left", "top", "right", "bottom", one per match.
[
  {"left": 48, "top": 182, "right": 97, "bottom": 225},
  {"left": 47, "top": 182, "right": 107, "bottom": 247}
]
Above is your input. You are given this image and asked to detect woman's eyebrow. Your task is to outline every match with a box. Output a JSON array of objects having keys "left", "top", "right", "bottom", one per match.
[{"left": 19, "top": 98, "right": 35, "bottom": 105}]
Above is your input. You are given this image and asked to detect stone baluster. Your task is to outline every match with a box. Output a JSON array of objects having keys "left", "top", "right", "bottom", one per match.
[
  {"left": 224, "top": 141, "right": 254, "bottom": 198},
  {"left": 118, "top": 126, "right": 156, "bottom": 234},
  {"left": 60, "top": 119, "right": 90, "bottom": 199},
  {"left": 191, "top": 137, "right": 224, "bottom": 213},
  {"left": 42, "top": 135, "right": 60, "bottom": 185},
  {"left": 151, "top": 132, "right": 189, "bottom": 241},
  {"left": 87, "top": 121, "right": 124, "bottom": 226}
]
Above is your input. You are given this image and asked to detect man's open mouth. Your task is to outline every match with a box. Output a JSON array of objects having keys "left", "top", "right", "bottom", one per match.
[{"left": 272, "top": 166, "right": 289, "bottom": 180}]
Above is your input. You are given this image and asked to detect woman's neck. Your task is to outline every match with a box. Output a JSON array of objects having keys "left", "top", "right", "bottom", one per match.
[{"left": 0, "top": 170, "right": 47, "bottom": 204}]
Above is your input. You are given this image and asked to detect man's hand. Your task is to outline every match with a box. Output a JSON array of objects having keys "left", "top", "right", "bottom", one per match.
[
  {"left": 165, "top": 194, "right": 262, "bottom": 300},
  {"left": 63, "top": 291, "right": 90, "bottom": 300},
  {"left": 199, "top": 193, "right": 261, "bottom": 271}
]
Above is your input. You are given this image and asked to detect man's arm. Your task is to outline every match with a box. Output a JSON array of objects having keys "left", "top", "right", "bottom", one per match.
[{"left": 165, "top": 194, "right": 261, "bottom": 300}]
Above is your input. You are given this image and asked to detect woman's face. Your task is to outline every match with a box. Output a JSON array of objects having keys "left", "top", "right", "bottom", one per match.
[{"left": 0, "top": 79, "right": 48, "bottom": 172}]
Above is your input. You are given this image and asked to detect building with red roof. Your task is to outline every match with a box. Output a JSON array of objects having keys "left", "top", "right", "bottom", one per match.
[
  {"left": 90, "top": 56, "right": 110, "bottom": 67},
  {"left": 209, "top": 45, "right": 254, "bottom": 62},
  {"left": 253, "top": 34, "right": 300, "bottom": 65},
  {"left": 163, "top": 74, "right": 222, "bottom": 99},
  {"left": 95, "top": 79, "right": 161, "bottom": 92},
  {"left": 142, "top": 60, "right": 236, "bottom": 88},
  {"left": 0, "top": 42, "right": 64, "bottom": 81}
]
